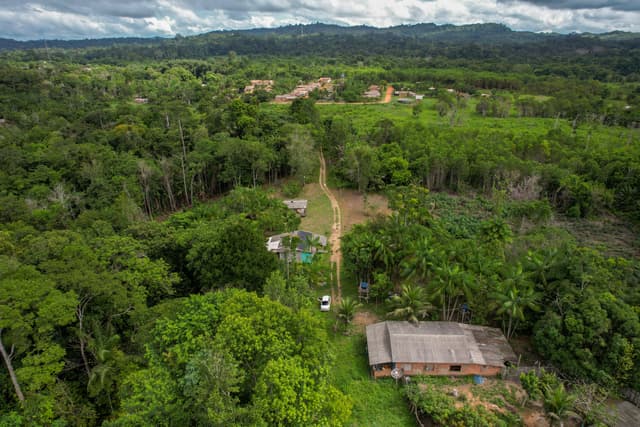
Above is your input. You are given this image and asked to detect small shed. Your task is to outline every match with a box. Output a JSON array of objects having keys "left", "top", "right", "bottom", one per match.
[
  {"left": 366, "top": 321, "right": 517, "bottom": 379},
  {"left": 283, "top": 199, "right": 308, "bottom": 217}
]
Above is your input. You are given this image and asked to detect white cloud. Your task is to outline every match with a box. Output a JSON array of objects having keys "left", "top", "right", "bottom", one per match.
[
  {"left": 0, "top": 0, "right": 639, "bottom": 40},
  {"left": 144, "top": 16, "right": 176, "bottom": 35}
]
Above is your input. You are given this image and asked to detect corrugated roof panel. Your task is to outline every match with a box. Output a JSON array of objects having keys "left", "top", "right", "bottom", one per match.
[{"left": 366, "top": 321, "right": 513, "bottom": 368}]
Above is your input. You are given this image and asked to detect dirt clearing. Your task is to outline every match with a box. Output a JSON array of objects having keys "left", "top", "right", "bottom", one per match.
[{"left": 333, "top": 189, "right": 391, "bottom": 233}]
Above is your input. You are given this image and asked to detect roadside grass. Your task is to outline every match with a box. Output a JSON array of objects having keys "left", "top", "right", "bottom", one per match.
[
  {"left": 298, "top": 177, "right": 334, "bottom": 237},
  {"left": 330, "top": 332, "right": 416, "bottom": 427}
]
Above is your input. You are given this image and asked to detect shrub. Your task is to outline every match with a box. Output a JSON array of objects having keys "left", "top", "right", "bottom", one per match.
[{"left": 282, "top": 181, "right": 302, "bottom": 198}]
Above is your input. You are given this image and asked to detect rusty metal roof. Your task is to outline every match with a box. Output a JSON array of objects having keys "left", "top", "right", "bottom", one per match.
[{"left": 366, "top": 321, "right": 516, "bottom": 368}]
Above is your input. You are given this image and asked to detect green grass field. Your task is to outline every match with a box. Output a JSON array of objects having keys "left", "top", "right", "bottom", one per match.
[
  {"left": 330, "top": 333, "right": 416, "bottom": 427},
  {"left": 265, "top": 95, "right": 631, "bottom": 150},
  {"left": 299, "top": 180, "right": 334, "bottom": 237}
]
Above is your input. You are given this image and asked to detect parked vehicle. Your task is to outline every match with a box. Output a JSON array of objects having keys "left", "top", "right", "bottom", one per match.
[{"left": 320, "top": 295, "right": 331, "bottom": 312}]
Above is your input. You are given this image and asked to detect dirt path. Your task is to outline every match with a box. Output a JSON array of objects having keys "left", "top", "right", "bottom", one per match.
[
  {"left": 319, "top": 151, "right": 342, "bottom": 303},
  {"left": 383, "top": 85, "right": 393, "bottom": 103}
]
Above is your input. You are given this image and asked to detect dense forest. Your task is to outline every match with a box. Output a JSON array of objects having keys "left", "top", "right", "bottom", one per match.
[{"left": 1, "top": 23, "right": 640, "bottom": 425}]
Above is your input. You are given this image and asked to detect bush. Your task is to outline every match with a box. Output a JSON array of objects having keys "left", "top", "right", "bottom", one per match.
[
  {"left": 520, "top": 370, "right": 541, "bottom": 400},
  {"left": 405, "top": 383, "right": 513, "bottom": 427},
  {"left": 282, "top": 181, "right": 302, "bottom": 198}
]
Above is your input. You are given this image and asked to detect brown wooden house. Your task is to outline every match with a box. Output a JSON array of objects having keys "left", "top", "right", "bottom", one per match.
[{"left": 366, "top": 321, "right": 517, "bottom": 379}]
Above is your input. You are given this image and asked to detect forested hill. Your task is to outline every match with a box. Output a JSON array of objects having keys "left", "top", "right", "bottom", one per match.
[
  {"left": 0, "top": 36, "right": 166, "bottom": 52},
  {"left": 2, "top": 22, "right": 639, "bottom": 61}
]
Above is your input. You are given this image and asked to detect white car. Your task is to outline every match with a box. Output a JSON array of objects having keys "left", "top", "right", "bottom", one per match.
[{"left": 319, "top": 295, "right": 331, "bottom": 312}]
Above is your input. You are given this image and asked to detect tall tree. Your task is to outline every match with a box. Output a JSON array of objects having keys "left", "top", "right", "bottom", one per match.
[
  {"left": 0, "top": 259, "right": 77, "bottom": 403},
  {"left": 186, "top": 217, "right": 277, "bottom": 291},
  {"left": 432, "top": 262, "right": 475, "bottom": 321},
  {"left": 491, "top": 265, "right": 540, "bottom": 340}
]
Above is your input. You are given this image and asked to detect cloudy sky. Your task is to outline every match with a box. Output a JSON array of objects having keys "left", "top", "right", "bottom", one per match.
[{"left": 1, "top": 0, "right": 639, "bottom": 40}]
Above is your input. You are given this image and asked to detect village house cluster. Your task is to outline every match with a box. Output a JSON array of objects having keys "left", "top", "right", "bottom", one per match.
[
  {"left": 275, "top": 77, "right": 333, "bottom": 102},
  {"left": 243, "top": 80, "right": 274, "bottom": 94},
  {"left": 395, "top": 89, "right": 425, "bottom": 103}
]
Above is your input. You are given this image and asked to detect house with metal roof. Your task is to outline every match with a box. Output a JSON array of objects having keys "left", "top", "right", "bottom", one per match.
[
  {"left": 266, "top": 230, "right": 327, "bottom": 263},
  {"left": 366, "top": 321, "right": 517, "bottom": 379},
  {"left": 283, "top": 199, "right": 307, "bottom": 217}
]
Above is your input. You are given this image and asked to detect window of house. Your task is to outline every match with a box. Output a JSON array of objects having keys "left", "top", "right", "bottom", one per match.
[{"left": 449, "top": 365, "right": 462, "bottom": 372}]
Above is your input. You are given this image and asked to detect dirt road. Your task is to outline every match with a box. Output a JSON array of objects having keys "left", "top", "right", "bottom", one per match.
[
  {"left": 383, "top": 85, "right": 393, "bottom": 103},
  {"left": 318, "top": 151, "right": 342, "bottom": 303}
]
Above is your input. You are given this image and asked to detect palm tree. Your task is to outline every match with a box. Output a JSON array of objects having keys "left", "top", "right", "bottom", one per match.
[
  {"left": 281, "top": 234, "right": 300, "bottom": 279},
  {"left": 88, "top": 326, "right": 123, "bottom": 412},
  {"left": 492, "top": 264, "right": 540, "bottom": 339},
  {"left": 374, "top": 223, "right": 406, "bottom": 287},
  {"left": 303, "top": 234, "right": 322, "bottom": 254},
  {"left": 402, "top": 236, "right": 439, "bottom": 283},
  {"left": 373, "top": 234, "right": 394, "bottom": 275},
  {"left": 387, "top": 284, "right": 434, "bottom": 324},
  {"left": 479, "top": 217, "right": 513, "bottom": 260},
  {"left": 544, "top": 383, "right": 578, "bottom": 427},
  {"left": 337, "top": 297, "right": 361, "bottom": 326},
  {"left": 525, "top": 248, "right": 562, "bottom": 291},
  {"left": 432, "top": 262, "right": 475, "bottom": 321}
]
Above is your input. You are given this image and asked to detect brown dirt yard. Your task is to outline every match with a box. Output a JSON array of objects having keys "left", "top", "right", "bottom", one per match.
[{"left": 333, "top": 189, "right": 391, "bottom": 233}]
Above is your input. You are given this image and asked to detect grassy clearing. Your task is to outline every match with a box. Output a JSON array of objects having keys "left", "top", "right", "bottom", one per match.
[
  {"left": 330, "top": 333, "right": 416, "bottom": 427},
  {"left": 552, "top": 214, "right": 640, "bottom": 259},
  {"left": 298, "top": 181, "right": 333, "bottom": 237}
]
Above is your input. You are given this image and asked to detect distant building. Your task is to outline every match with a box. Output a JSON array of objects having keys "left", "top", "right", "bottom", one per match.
[
  {"left": 134, "top": 97, "right": 148, "bottom": 104},
  {"left": 274, "top": 77, "right": 330, "bottom": 102},
  {"left": 363, "top": 85, "right": 381, "bottom": 99},
  {"left": 266, "top": 231, "right": 327, "bottom": 263},
  {"left": 244, "top": 79, "right": 274, "bottom": 93},
  {"left": 366, "top": 321, "right": 517, "bottom": 379},
  {"left": 283, "top": 199, "right": 308, "bottom": 217}
]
